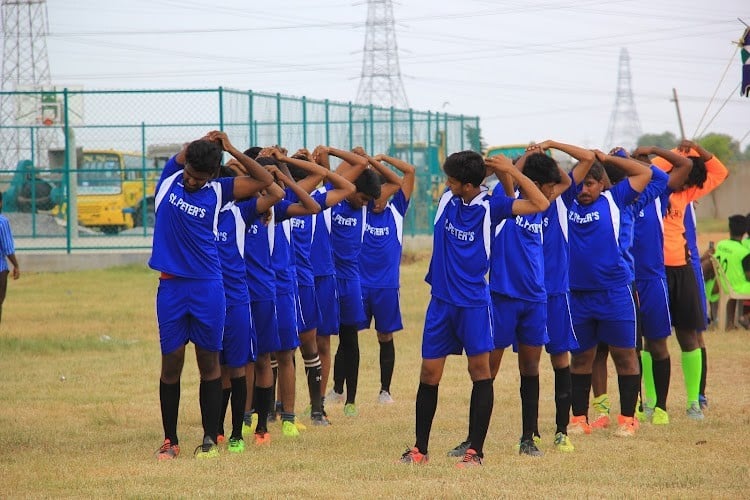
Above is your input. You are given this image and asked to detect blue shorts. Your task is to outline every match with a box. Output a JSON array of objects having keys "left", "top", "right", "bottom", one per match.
[
  {"left": 635, "top": 278, "right": 672, "bottom": 341},
  {"left": 422, "top": 296, "right": 494, "bottom": 359},
  {"left": 315, "top": 274, "right": 340, "bottom": 337},
  {"left": 691, "top": 259, "right": 709, "bottom": 332},
  {"left": 359, "top": 286, "right": 403, "bottom": 334},
  {"left": 251, "top": 299, "right": 281, "bottom": 356},
  {"left": 570, "top": 286, "right": 637, "bottom": 352},
  {"left": 545, "top": 293, "right": 579, "bottom": 355},
  {"left": 220, "top": 302, "right": 253, "bottom": 368},
  {"left": 275, "top": 289, "right": 301, "bottom": 351},
  {"left": 297, "top": 284, "right": 319, "bottom": 333},
  {"left": 337, "top": 277, "right": 366, "bottom": 327},
  {"left": 157, "top": 277, "right": 225, "bottom": 355},
  {"left": 491, "top": 293, "right": 548, "bottom": 349}
]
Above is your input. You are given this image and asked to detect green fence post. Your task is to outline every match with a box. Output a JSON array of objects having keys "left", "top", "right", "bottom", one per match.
[
  {"left": 369, "top": 104, "right": 374, "bottom": 153},
  {"left": 302, "top": 96, "right": 307, "bottom": 149},
  {"left": 140, "top": 121, "right": 147, "bottom": 234},
  {"left": 276, "top": 93, "right": 282, "bottom": 146},
  {"left": 324, "top": 99, "right": 330, "bottom": 145},
  {"left": 248, "top": 89, "right": 254, "bottom": 148},
  {"left": 63, "top": 88, "right": 71, "bottom": 254},
  {"left": 389, "top": 106, "right": 395, "bottom": 150},
  {"left": 218, "top": 86, "right": 224, "bottom": 131},
  {"left": 460, "top": 114, "right": 465, "bottom": 150},
  {"left": 348, "top": 102, "right": 353, "bottom": 150},
  {"left": 29, "top": 126, "right": 36, "bottom": 227},
  {"left": 444, "top": 112, "right": 449, "bottom": 158}
]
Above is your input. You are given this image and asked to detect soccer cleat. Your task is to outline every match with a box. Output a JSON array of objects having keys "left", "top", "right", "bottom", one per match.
[
  {"left": 378, "top": 390, "right": 395, "bottom": 404},
  {"left": 282, "top": 420, "right": 300, "bottom": 438},
  {"left": 568, "top": 415, "right": 592, "bottom": 435},
  {"left": 518, "top": 438, "right": 543, "bottom": 457},
  {"left": 614, "top": 415, "right": 639, "bottom": 437},
  {"left": 554, "top": 432, "right": 574, "bottom": 452},
  {"left": 194, "top": 437, "right": 220, "bottom": 459},
  {"left": 301, "top": 404, "right": 312, "bottom": 417},
  {"left": 254, "top": 432, "right": 271, "bottom": 446},
  {"left": 699, "top": 395, "right": 709, "bottom": 411},
  {"left": 311, "top": 412, "right": 331, "bottom": 426},
  {"left": 343, "top": 403, "right": 358, "bottom": 417},
  {"left": 635, "top": 405, "right": 653, "bottom": 423},
  {"left": 651, "top": 407, "right": 670, "bottom": 425},
  {"left": 455, "top": 448, "right": 483, "bottom": 468},
  {"left": 686, "top": 402, "right": 705, "bottom": 421},
  {"left": 447, "top": 440, "right": 472, "bottom": 457},
  {"left": 294, "top": 417, "right": 307, "bottom": 432},
  {"left": 216, "top": 434, "right": 226, "bottom": 445},
  {"left": 590, "top": 413, "right": 610, "bottom": 429},
  {"left": 325, "top": 389, "right": 345, "bottom": 404},
  {"left": 514, "top": 434, "right": 541, "bottom": 452},
  {"left": 227, "top": 437, "right": 245, "bottom": 454},
  {"left": 398, "top": 447, "right": 429, "bottom": 465},
  {"left": 155, "top": 438, "right": 180, "bottom": 461},
  {"left": 242, "top": 412, "right": 258, "bottom": 439}
]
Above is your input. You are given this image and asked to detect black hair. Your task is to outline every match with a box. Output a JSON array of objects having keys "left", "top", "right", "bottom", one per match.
[
  {"left": 255, "top": 156, "right": 278, "bottom": 167},
  {"left": 603, "top": 162, "right": 626, "bottom": 185},
  {"left": 584, "top": 161, "right": 606, "bottom": 182},
  {"left": 523, "top": 153, "right": 561, "bottom": 185},
  {"left": 185, "top": 140, "right": 223, "bottom": 174},
  {"left": 287, "top": 163, "right": 310, "bottom": 181},
  {"left": 684, "top": 156, "right": 708, "bottom": 189},
  {"left": 219, "top": 165, "right": 236, "bottom": 178},
  {"left": 443, "top": 150, "right": 485, "bottom": 187},
  {"left": 244, "top": 147, "right": 262, "bottom": 160},
  {"left": 728, "top": 214, "right": 748, "bottom": 238},
  {"left": 354, "top": 169, "right": 381, "bottom": 199}
]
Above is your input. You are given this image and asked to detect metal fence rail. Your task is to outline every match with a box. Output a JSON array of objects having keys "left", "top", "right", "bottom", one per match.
[{"left": 0, "top": 88, "right": 481, "bottom": 252}]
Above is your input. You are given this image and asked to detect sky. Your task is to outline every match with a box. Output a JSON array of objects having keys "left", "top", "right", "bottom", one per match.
[{"left": 24, "top": 0, "right": 750, "bottom": 151}]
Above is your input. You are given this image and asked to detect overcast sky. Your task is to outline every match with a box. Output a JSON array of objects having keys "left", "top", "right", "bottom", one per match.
[{"left": 38, "top": 0, "right": 750, "bottom": 150}]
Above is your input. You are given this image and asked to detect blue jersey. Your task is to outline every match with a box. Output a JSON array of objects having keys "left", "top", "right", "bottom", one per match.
[
  {"left": 684, "top": 201, "right": 701, "bottom": 265},
  {"left": 311, "top": 186, "right": 336, "bottom": 278},
  {"left": 243, "top": 202, "right": 276, "bottom": 301},
  {"left": 0, "top": 214, "right": 15, "bottom": 273},
  {"left": 290, "top": 190, "right": 330, "bottom": 287},
  {"left": 271, "top": 198, "right": 297, "bottom": 294},
  {"left": 360, "top": 190, "right": 409, "bottom": 289},
  {"left": 149, "top": 155, "right": 234, "bottom": 279},
  {"left": 426, "top": 188, "right": 514, "bottom": 307},
  {"left": 331, "top": 199, "right": 367, "bottom": 280},
  {"left": 633, "top": 168, "right": 670, "bottom": 280},
  {"left": 490, "top": 191, "right": 545, "bottom": 302},
  {"left": 542, "top": 176, "right": 578, "bottom": 295},
  {"left": 217, "top": 199, "right": 259, "bottom": 305},
  {"left": 568, "top": 180, "right": 639, "bottom": 291}
]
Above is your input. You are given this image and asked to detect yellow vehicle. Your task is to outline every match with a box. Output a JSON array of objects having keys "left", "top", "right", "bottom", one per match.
[{"left": 70, "top": 149, "right": 158, "bottom": 233}]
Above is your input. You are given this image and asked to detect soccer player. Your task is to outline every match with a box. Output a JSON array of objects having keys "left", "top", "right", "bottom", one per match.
[
  {"left": 0, "top": 191, "right": 20, "bottom": 325},
  {"left": 398, "top": 151, "right": 549, "bottom": 468},
  {"left": 151, "top": 131, "right": 273, "bottom": 460},
  {"left": 567, "top": 150, "right": 652, "bottom": 438},
  {"left": 358, "top": 153, "right": 415, "bottom": 404},
  {"left": 651, "top": 139, "right": 728, "bottom": 420}
]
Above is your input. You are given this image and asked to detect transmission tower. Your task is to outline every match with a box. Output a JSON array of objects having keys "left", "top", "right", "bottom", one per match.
[
  {"left": 355, "top": 0, "right": 409, "bottom": 110},
  {"left": 1, "top": 0, "right": 56, "bottom": 169},
  {"left": 603, "top": 48, "right": 642, "bottom": 152}
]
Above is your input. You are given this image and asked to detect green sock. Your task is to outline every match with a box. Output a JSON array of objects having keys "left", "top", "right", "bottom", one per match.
[
  {"left": 681, "top": 349, "right": 702, "bottom": 405},
  {"left": 641, "top": 351, "right": 656, "bottom": 408}
]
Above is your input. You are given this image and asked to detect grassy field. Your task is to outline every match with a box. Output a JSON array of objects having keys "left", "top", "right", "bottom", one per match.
[{"left": 1, "top": 255, "right": 748, "bottom": 498}]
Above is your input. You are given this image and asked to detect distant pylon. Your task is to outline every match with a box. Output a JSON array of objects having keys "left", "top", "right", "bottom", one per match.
[
  {"left": 1, "top": 0, "right": 55, "bottom": 169},
  {"left": 604, "top": 48, "right": 642, "bottom": 152},
  {"left": 355, "top": 0, "right": 409, "bottom": 109}
]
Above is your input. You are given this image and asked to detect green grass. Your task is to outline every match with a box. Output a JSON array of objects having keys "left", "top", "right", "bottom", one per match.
[{"left": 0, "top": 259, "right": 748, "bottom": 498}]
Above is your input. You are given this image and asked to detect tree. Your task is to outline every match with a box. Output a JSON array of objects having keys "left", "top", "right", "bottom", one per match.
[
  {"left": 464, "top": 125, "right": 486, "bottom": 154},
  {"left": 637, "top": 131, "right": 678, "bottom": 149},
  {"left": 697, "top": 133, "right": 741, "bottom": 164}
]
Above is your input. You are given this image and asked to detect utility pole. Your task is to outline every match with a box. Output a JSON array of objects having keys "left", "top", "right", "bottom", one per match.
[{"left": 671, "top": 88, "right": 686, "bottom": 139}]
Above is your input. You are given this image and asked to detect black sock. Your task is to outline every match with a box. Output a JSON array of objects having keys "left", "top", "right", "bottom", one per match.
[
  {"left": 339, "top": 324, "right": 360, "bottom": 404},
  {"left": 379, "top": 339, "right": 395, "bottom": 393},
  {"left": 618, "top": 374, "right": 640, "bottom": 418},
  {"left": 700, "top": 347, "right": 707, "bottom": 397},
  {"left": 229, "top": 376, "right": 247, "bottom": 440},
  {"left": 254, "top": 385, "right": 273, "bottom": 433},
  {"left": 570, "top": 373, "right": 592, "bottom": 418},
  {"left": 415, "top": 382, "right": 438, "bottom": 455},
  {"left": 554, "top": 366, "right": 571, "bottom": 434},
  {"left": 520, "top": 375, "right": 539, "bottom": 441},
  {"left": 219, "top": 387, "right": 231, "bottom": 436},
  {"left": 199, "top": 377, "right": 222, "bottom": 443},
  {"left": 653, "top": 357, "right": 671, "bottom": 411},
  {"left": 303, "top": 354, "right": 323, "bottom": 414},
  {"left": 333, "top": 337, "right": 345, "bottom": 394},
  {"left": 160, "top": 380, "right": 180, "bottom": 444},
  {"left": 467, "top": 379, "right": 493, "bottom": 458}
]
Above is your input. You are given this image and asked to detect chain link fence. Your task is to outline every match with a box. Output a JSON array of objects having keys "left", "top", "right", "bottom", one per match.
[{"left": 0, "top": 88, "right": 481, "bottom": 252}]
